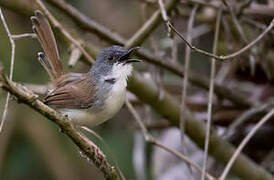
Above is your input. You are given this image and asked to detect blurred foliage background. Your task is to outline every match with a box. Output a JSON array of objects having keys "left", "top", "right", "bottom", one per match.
[
  {"left": 1, "top": 0, "right": 274, "bottom": 180},
  {"left": 0, "top": 1, "right": 143, "bottom": 179}
]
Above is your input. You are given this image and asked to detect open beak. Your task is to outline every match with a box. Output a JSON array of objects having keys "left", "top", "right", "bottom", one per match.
[
  {"left": 125, "top": 59, "right": 142, "bottom": 63},
  {"left": 119, "top": 46, "right": 142, "bottom": 64}
]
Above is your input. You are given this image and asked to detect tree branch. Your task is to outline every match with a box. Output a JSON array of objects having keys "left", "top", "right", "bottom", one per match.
[
  {"left": 157, "top": 0, "right": 172, "bottom": 36},
  {"left": 220, "top": 108, "right": 274, "bottom": 180},
  {"left": 168, "top": 18, "right": 274, "bottom": 61},
  {"left": 0, "top": 74, "right": 118, "bottom": 180},
  {"left": 0, "top": 7, "right": 16, "bottom": 133},
  {"left": 42, "top": 0, "right": 253, "bottom": 107},
  {"left": 1, "top": 2, "right": 273, "bottom": 179},
  {"left": 128, "top": 73, "right": 274, "bottom": 180},
  {"left": 187, "top": 0, "right": 274, "bottom": 17},
  {"left": 202, "top": 9, "right": 222, "bottom": 180},
  {"left": 180, "top": 5, "right": 198, "bottom": 179},
  {"left": 125, "top": 99, "right": 215, "bottom": 180}
]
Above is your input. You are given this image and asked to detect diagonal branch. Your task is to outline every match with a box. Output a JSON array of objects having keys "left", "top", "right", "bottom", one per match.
[
  {"left": 0, "top": 74, "right": 118, "bottom": 180},
  {"left": 125, "top": 99, "right": 215, "bottom": 180},
  {"left": 0, "top": 7, "right": 16, "bottom": 133},
  {"left": 202, "top": 9, "right": 222, "bottom": 180},
  {"left": 169, "top": 18, "right": 274, "bottom": 61},
  {"left": 128, "top": 73, "right": 274, "bottom": 180},
  {"left": 0, "top": 2, "right": 273, "bottom": 179},
  {"left": 219, "top": 108, "right": 274, "bottom": 180},
  {"left": 41, "top": 0, "right": 257, "bottom": 107}
]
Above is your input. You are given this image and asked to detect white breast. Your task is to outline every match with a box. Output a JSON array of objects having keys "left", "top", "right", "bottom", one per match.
[{"left": 62, "top": 63, "right": 132, "bottom": 127}]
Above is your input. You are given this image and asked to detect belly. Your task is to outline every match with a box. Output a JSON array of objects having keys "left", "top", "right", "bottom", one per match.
[
  {"left": 93, "top": 87, "right": 127, "bottom": 124},
  {"left": 62, "top": 88, "right": 126, "bottom": 127}
]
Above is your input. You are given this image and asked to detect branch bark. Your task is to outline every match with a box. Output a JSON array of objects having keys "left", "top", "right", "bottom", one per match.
[
  {"left": 128, "top": 73, "right": 274, "bottom": 180},
  {"left": 1, "top": 1, "right": 273, "bottom": 180},
  {"left": 0, "top": 0, "right": 253, "bottom": 108},
  {"left": 0, "top": 75, "right": 118, "bottom": 180},
  {"left": 1, "top": 64, "right": 273, "bottom": 180},
  {"left": 43, "top": 0, "right": 253, "bottom": 107}
]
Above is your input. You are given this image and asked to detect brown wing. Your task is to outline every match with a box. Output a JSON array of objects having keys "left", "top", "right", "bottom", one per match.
[{"left": 44, "top": 73, "right": 96, "bottom": 109}]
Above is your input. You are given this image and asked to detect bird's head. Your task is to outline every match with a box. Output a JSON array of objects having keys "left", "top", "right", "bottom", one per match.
[{"left": 91, "top": 45, "right": 141, "bottom": 80}]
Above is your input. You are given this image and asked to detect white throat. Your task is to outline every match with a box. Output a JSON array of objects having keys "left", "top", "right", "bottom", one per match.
[
  {"left": 108, "top": 62, "right": 132, "bottom": 92},
  {"left": 108, "top": 63, "right": 133, "bottom": 82}
]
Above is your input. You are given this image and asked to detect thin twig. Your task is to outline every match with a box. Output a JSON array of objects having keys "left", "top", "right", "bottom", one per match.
[
  {"left": 223, "top": 101, "right": 274, "bottom": 140},
  {"left": 125, "top": 98, "right": 148, "bottom": 136},
  {"left": 238, "top": 0, "right": 254, "bottom": 16},
  {"left": 142, "top": 2, "right": 165, "bottom": 100},
  {"left": 219, "top": 108, "right": 274, "bottom": 180},
  {"left": 129, "top": 72, "right": 273, "bottom": 180},
  {"left": 171, "top": 35, "right": 178, "bottom": 63},
  {"left": 180, "top": 5, "right": 198, "bottom": 180},
  {"left": 80, "top": 126, "right": 126, "bottom": 180},
  {"left": 187, "top": 0, "right": 274, "bottom": 17},
  {"left": 180, "top": 5, "right": 198, "bottom": 143},
  {"left": 158, "top": 0, "right": 171, "bottom": 36},
  {"left": 68, "top": 44, "right": 82, "bottom": 67},
  {"left": 202, "top": 9, "right": 222, "bottom": 180},
  {"left": 125, "top": 0, "right": 179, "bottom": 48},
  {"left": 11, "top": 33, "right": 37, "bottom": 39},
  {"left": 168, "top": 17, "right": 274, "bottom": 61},
  {"left": 243, "top": 17, "right": 274, "bottom": 35},
  {"left": 0, "top": 74, "right": 118, "bottom": 180},
  {"left": 43, "top": 0, "right": 253, "bottom": 107},
  {"left": 1, "top": 2, "right": 274, "bottom": 179},
  {"left": 222, "top": 0, "right": 248, "bottom": 43},
  {"left": 0, "top": 7, "right": 16, "bottom": 133},
  {"left": 0, "top": 89, "right": 16, "bottom": 172},
  {"left": 222, "top": 0, "right": 257, "bottom": 74},
  {"left": 36, "top": 0, "right": 95, "bottom": 64},
  {"left": 125, "top": 98, "right": 215, "bottom": 180}
]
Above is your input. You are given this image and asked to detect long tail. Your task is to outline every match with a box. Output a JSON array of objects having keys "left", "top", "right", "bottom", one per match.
[{"left": 31, "top": 10, "right": 63, "bottom": 80}]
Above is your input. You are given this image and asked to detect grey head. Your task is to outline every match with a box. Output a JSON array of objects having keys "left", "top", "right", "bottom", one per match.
[
  {"left": 90, "top": 45, "right": 140, "bottom": 80},
  {"left": 88, "top": 45, "right": 141, "bottom": 112}
]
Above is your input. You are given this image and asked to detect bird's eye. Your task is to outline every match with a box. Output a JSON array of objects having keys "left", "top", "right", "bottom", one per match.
[{"left": 108, "top": 55, "right": 114, "bottom": 61}]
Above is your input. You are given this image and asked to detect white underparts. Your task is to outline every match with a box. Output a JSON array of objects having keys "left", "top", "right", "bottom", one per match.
[{"left": 63, "top": 63, "right": 133, "bottom": 127}]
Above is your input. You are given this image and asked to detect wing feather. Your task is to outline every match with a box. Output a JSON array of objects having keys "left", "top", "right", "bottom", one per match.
[{"left": 44, "top": 73, "right": 96, "bottom": 109}]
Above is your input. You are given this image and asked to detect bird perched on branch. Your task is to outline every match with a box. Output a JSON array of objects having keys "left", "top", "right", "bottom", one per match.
[{"left": 31, "top": 10, "right": 141, "bottom": 127}]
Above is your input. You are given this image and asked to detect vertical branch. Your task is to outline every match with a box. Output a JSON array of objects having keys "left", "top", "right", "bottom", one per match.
[
  {"left": 180, "top": 2, "right": 198, "bottom": 158},
  {"left": 222, "top": 0, "right": 256, "bottom": 74},
  {"left": 202, "top": 9, "right": 222, "bottom": 180},
  {"left": 180, "top": 4, "right": 198, "bottom": 142},
  {"left": 142, "top": 1, "right": 164, "bottom": 100},
  {"left": 125, "top": 98, "right": 215, "bottom": 180},
  {"left": 219, "top": 108, "right": 274, "bottom": 180},
  {"left": 171, "top": 35, "right": 178, "bottom": 63},
  {"left": 158, "top": 0, "right": 171, "bottom": 36},
  {"left": 0, "top": 7, "right": 16, "bottom": 133}
]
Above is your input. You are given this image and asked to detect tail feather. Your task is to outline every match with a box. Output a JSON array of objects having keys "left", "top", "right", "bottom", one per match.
[
  {"left": 37, "top": 52, "right": 54, "bottom": 80},
  {"left": 31, "top": 10, "right": 63, "bottom": 80}
]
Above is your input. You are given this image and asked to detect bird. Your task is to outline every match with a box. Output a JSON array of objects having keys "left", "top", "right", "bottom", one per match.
[{"left": 30, "top": 10, "right": 141, "bottom": 127}]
